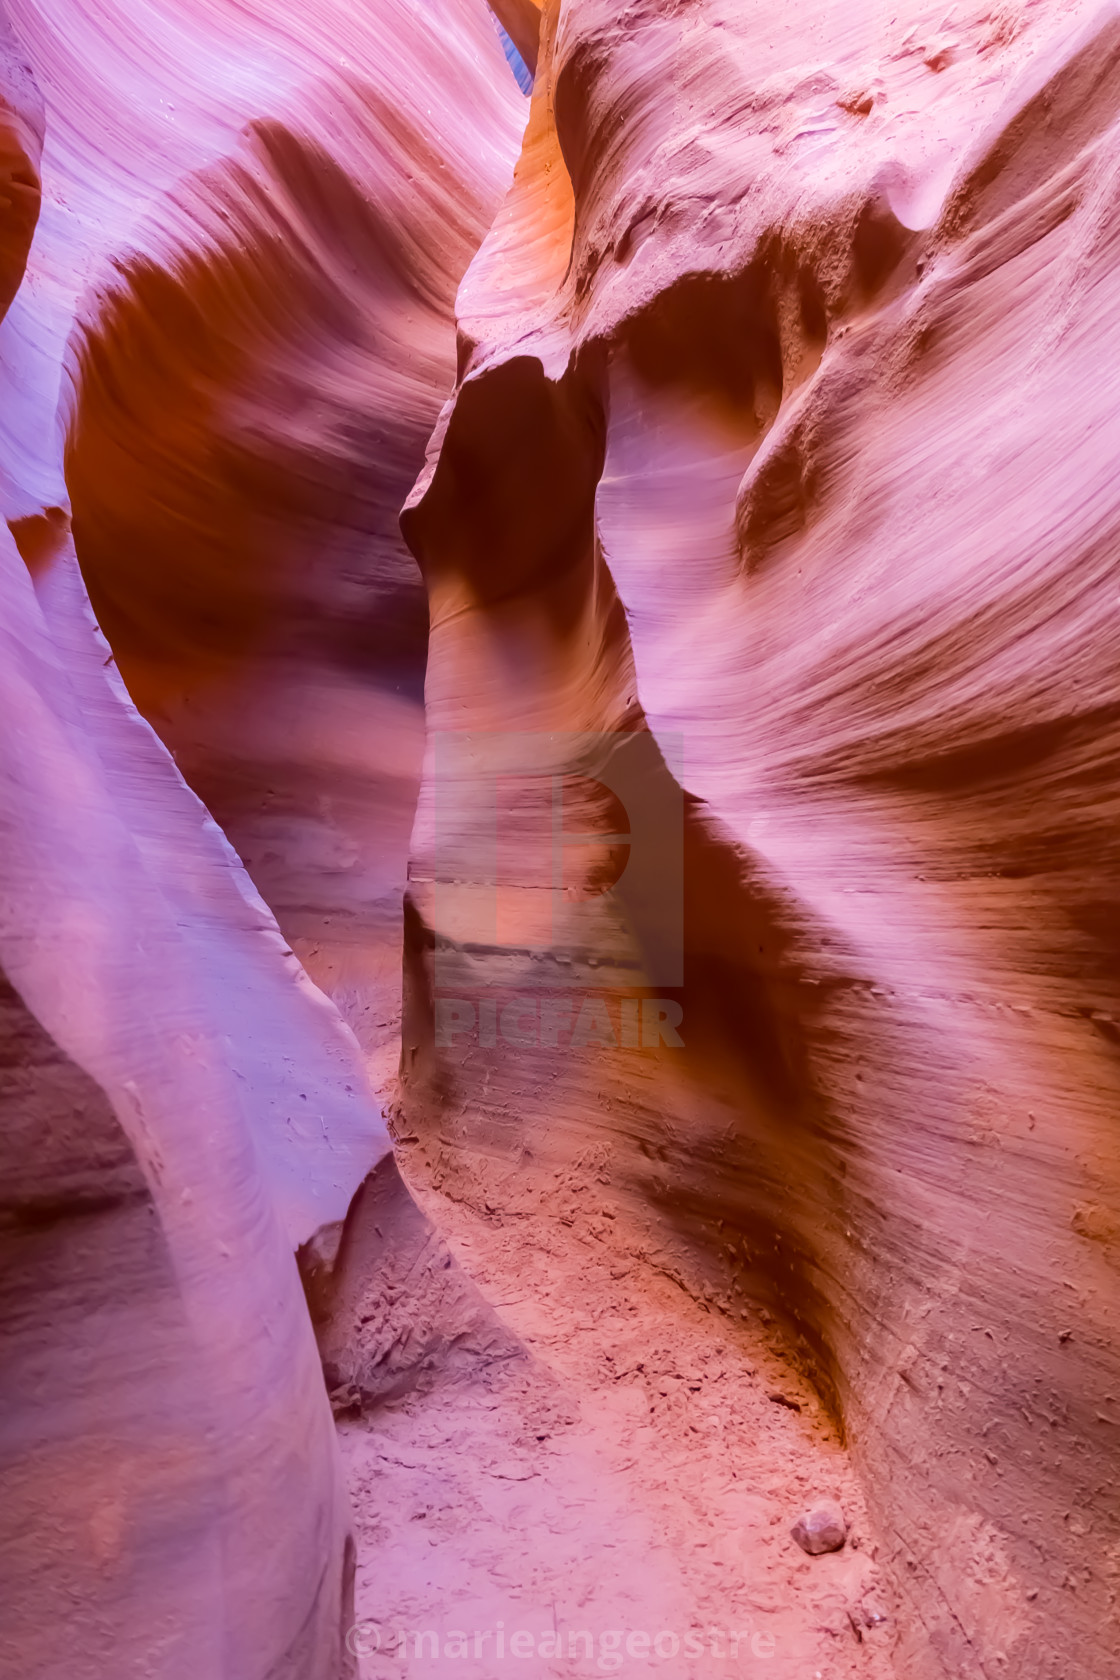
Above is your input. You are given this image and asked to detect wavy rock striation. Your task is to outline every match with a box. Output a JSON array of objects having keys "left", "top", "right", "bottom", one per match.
[
  {"left": 400, "top": 3, "right": 1120, "bottom": 1677},
  {"left": 0, "top": 2, "right": 524, "bottom": 1677},
  {"left": 2, "top": 0, "right": 1119, "bottom": 1677}
]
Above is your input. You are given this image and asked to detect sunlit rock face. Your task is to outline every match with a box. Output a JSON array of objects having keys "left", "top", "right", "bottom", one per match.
[
  {"left": 43, "top": 0, "right": 526, "bottom": 1092},
  {"left": 401, "top": 3, "right": 1120, "bottom": 1677},
  {"left": 0, "top": 2, "right": 523, "bottom": 1677},
  {"left": 2, "top": 0, "right": 1119, "bottom": 1676}
]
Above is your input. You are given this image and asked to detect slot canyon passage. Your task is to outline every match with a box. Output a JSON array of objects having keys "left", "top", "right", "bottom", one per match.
[{"left": 3, "top": 0, "right": 1120, "bottom": 1675}]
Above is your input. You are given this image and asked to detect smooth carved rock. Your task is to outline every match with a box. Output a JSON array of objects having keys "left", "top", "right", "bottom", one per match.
[{"left": 0, "top": 4, "right": 522, "bottom": 1678}]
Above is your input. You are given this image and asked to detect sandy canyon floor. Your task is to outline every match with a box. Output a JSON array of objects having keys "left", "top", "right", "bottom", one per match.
[{"left": 341, "top": 1149, "right": 897, "bottom": 1680}]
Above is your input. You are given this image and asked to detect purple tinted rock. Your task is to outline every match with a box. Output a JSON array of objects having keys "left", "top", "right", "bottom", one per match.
[{"left": 791, "top": 1501, "right": 848, "bottom": 1555}]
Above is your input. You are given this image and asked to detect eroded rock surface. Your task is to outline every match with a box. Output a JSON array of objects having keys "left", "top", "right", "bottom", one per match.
[
  {"left": 398, "top": 4, "right": 1120, "bottom": 1677},
  {"left": 1, "top": 1, "right": 1118, "bottom": 1678},
  {"left": 0, "top": 3, "right": 521, "bottom": 1677}
]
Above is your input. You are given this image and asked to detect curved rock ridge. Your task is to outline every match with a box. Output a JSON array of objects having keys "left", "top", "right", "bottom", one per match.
[
  {"left": 0, "top": 518, "right": 365, "bottom": 1678},
  {"left": 13, "top": 0, "right": 527, "bottom": 1090},
  {"left": 400, "top": 3, "right": 1120, "bottom": 1677},
  {"left": 0, "top": 2, "right": 525, "bottom": 1677},
  {"left": 0, "top": 11, "right": 41, "bottom": 320}
]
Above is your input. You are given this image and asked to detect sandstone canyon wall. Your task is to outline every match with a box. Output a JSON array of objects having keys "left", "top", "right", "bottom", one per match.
[
  {"left": 0, "top": 3, "right": 523, "bottom": 1677},
  {"left": 1, "top": 1, "right": 1119, "bottom": 1679},
  {"left": 404, "top": 3, "right": 1120, "bottom": 1674}
]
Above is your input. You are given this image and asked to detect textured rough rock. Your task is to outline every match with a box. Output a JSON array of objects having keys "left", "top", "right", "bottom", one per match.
[
  {"left": 0, "top": 13, "right": 40, "bottom": 319},
  {"left": 308, "top": 1154, "right": 525, "bottom": 1411},
  {"left": 399, "top": 3, "right": 1120, "bottom": 1677},
  {"left": 792, "top": 1502, "right": 848, "bottom": 1557}
]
